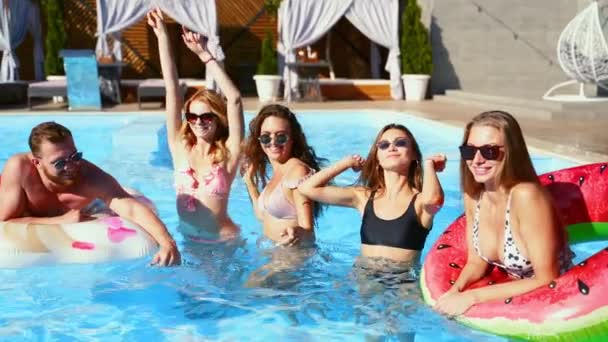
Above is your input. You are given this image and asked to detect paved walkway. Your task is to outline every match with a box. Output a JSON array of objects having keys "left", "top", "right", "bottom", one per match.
[{"left": 3, "top": 98, "right": 607, "bottom": 164}]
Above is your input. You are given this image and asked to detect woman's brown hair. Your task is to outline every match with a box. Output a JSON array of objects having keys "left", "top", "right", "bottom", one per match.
[
  {"left": 243, "top": 104, "right": 326, "bottom": 221},
  {"left": 180, "top": 87, "right": 230, "bottom": 164},
  {"left": 358, "top": 123, "right": 423, "bottom": 193},
  {"left": 460, "top": 110, "right": 539, "bottom": 198}
]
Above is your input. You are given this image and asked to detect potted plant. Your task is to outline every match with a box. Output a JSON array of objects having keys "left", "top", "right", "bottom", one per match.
[
  {"left": 253, "top": 30, "right": 281, "bottom": 102},
  {"left": 400, "top": 0, "right": 433, "bottom": 101},
  {"left": 42, "top": 0, "right": 67, "bottom": 79},
  {"left": 42, "top": 0, "right": 67, "bottom": 102}
]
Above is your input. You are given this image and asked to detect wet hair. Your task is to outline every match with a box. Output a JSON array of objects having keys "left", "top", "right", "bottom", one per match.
[
  {"left": 243, "top": 104, "right": 326, "bottom": 221},
  {"left": 358, "top": 123, "right": 423, "bottom": 192},
  {"left": 29, "top": 122, "right": 73, "bottom": 156},
  {"left": 460, "top": 110, "right": 539, "bottom": 197},
  {"left": 180, "top": 87, "right": 229, "bottom": 164}
]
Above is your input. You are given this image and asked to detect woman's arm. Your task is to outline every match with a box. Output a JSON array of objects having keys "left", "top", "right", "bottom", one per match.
[
  {"left": 242, "top": 161, "right": 263, "bottom": 221},
  {"left": 298, "top": 155, "right": 366, "bottom": 211},
  {"left": 418, "top": 154, "right": 446, "bottom": 221},
  {"left": 147, "top": 9, "right": 182, "bottom": 156},
  {"left": 437, "top": 194, "right": 489, "bottom": 299},
  {"left": 181, "top": 29, "right": 244, "bottom": 172}
]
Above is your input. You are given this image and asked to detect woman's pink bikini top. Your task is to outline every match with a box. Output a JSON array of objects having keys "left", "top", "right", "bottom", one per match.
[
  {"left": 174, "top": 164, "right": 229, "bottom": 211},
  {"left": 257, "top": 169, "right": 314, "bottom": 220}
]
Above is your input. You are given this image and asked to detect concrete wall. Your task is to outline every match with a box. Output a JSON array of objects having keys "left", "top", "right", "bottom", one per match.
[{"left": 429, "top": 0, "right": 588, "bottom": 99}]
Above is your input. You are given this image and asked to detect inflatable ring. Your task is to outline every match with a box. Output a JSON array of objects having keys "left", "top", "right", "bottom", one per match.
[
  {"left": 0, "top": 176, "right": 158, "bottom": 268},
  {"left": 421, "top": 163, "right": 608, "bottom": 340}
]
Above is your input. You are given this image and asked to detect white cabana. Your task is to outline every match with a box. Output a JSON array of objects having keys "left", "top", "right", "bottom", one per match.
[
  {"left": 0, "top": 0, "right": 44, "bottom": 82},
  {"left": 95, "top": 0, "right": 224, "bottom": 88},
  {"left": 278, "top": 0, "right": 402, "bottom": 101}
]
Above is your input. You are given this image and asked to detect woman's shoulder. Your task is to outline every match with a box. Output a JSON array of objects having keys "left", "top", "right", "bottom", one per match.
[
  {"left": 510, "top": 182, "right": 547, "bottom": 203},
  {"left": 285, "top": 158, "right": 314, "bottom": 176},
  {"left": 283, "top": 158, "right": 316, "bottom": 189},
  {"left": 509, "top": 182, "right": 554, "bottom": 216}
]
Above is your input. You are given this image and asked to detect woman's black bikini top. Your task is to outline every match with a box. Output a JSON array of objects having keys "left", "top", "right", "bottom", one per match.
[{"left": 360, "top": 191, "right": 430, "bottom": 251}]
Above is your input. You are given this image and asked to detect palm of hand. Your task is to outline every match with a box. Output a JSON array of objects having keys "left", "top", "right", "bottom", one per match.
[{"left": 182, "top": 31, "right": 208, "bottom": 55}]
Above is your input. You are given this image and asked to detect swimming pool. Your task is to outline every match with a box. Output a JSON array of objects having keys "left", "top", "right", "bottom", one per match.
[{"left": 0, "top": 110, "right": 585, "bottom": 341}]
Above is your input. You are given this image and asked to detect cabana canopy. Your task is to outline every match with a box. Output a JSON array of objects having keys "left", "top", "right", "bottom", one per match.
[
  {"left": 96, "top": 0, "right": 224, "bottom": 88},
  {"left": 0, "top": 0, "right": 44, "bottom": 81},
  {"left": 278, "top": 0, "right": 402, "bottom": 101}
]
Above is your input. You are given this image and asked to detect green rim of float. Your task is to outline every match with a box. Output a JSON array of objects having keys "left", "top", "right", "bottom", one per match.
[{"left": 568, "top": 222, "right": 608, "bottom": 244}]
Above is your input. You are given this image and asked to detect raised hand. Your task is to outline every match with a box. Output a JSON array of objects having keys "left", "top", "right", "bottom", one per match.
[
  {"left": 426, "top": 153, "right": 447, "bottom": 172},
  {"left": 146, "top": 8, "right": 167, "bottom": 38},
  {"left": 181, "top": 27, "right": 211, "bottom": 58},
  {"left": 340, "top": 154, "right": 365, "bottom": 172}
]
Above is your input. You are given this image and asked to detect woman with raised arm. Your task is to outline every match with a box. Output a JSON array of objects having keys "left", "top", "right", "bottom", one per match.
[
  {"left": 148, "top": 8, "right": 244, "bottom": 241},
  {"left": 434, "top": 110, "right": 573, "bottom": 317},
  {"left": 298, "top": 123, "right": 445, "bottom": 283},
  {"left": 242, "top": 104, "right": 324, "bottom": 247}
]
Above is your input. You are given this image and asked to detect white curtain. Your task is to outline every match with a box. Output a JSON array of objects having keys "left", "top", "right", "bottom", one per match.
[
  {"left": 96, "top": 0, "right": 223, "bottom": 88},
  {"left": 278, "top": 0, "right": 353, "bottom": 101},
  {"left": 156, "top": 0, "right": 224, "bottom": 90},
  {"left": 345, "top": 0, "right": 403, "bottom": 99},
  {"left": 95, "top": 0, "right": 150, "bottom": 60},
  {"left": 0, "top": 0, "right": 35, "bottom": 81}
]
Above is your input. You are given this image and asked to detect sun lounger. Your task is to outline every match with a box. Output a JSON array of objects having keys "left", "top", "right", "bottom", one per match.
[
  {"left": 27, "top": 80, "right": 68, "bottom": 108},
  {"left": 137, "top": 79, "right": 187, "bottom": 109}
]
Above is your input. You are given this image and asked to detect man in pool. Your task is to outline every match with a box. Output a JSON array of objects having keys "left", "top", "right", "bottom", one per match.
[{"left": 0, "top": 121, "right": 180, "bottom": 266}]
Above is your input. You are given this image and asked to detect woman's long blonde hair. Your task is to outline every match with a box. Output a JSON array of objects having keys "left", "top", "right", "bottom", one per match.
[
  {"left": 180, "top": 87, "right": 230, "bottom": 164},
  {"left": 359, "top": 124, "right": 423, "bottom": 193},
  {"left": 460, "top": 110, "right": 539, "bottom": 198}
]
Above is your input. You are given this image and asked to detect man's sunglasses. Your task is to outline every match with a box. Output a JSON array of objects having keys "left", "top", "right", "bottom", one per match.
[
  {"left": 258, "top": 133, "right": 289, "bottom": 146},
  {"left": 52, "top": 151, "right": 83, "bottom": 170},
  {"left": 185, "top": 112, "right": 215, "bottom": 123},
  {"left": 376, "top": 138, "right": 408, "bottom": 150},
  {"left": 459, "top": 145, "right": 502, "bottom": 160}
]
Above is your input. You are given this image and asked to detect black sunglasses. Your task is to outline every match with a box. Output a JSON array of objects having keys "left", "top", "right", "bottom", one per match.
[
  {"left": 258, "top": 133, "right": 289, "bottom": 146},
  {"left": 376, "top": 138, "right": 408, "bottom": 150},
  {"left": 459, "top": 144, "right": 502, "bottom": 160},
  {"left": 52, "top": 151, "right": 83, "bottom": 170},
  {"left": 185, "top": 112, "right": 215, "bottom": 123}
]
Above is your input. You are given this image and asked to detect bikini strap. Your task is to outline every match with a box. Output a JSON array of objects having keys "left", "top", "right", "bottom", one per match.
[{"left": 282, "top": 166, "right": 316, "bottom": 189}]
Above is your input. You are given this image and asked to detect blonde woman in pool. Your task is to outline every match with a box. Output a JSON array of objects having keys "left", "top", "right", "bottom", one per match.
[{"left": 148, "top": 8, "right": 244, "bottom": 241}]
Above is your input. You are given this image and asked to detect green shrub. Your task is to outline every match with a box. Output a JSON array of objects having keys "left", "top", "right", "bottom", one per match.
[
  {"left": 264, "top": 0, "right": 282, "bottom": 18},
  {"left": 42, "top": 0, "right": 67, "bottom": 75},
  {"left": 256, "top": 31, "right": 278, "bottom": 75},
  {"left": 400, "top": 0, "right": 433, "bottom": 75}
]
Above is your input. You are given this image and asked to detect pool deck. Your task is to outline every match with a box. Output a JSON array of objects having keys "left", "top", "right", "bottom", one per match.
[{"left": 2, "top": 98, "right": 607, "bottom": 164}]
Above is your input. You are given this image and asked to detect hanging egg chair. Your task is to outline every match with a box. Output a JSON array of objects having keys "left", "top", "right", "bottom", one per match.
[{"left": 544, "top": 1, "right": 608, "bottom": 101}]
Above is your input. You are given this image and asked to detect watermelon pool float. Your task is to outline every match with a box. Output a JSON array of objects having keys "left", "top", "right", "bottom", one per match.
[{"left": 421, "top": 162, "right": 608, "bottom": 340}]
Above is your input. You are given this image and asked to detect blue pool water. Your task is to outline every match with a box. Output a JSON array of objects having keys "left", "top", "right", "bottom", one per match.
[{"left": 0, "top": 110, "right": 587, "bottom": 341}]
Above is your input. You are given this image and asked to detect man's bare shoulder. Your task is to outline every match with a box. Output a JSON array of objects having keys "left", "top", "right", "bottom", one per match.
[{"left": 2, "top": 153, "right": 33, "bottom": 175}]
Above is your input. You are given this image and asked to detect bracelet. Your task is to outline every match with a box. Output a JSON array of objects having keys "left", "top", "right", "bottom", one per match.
[{"left": 202, "top": 56, "right": 215, "bottom": 64}]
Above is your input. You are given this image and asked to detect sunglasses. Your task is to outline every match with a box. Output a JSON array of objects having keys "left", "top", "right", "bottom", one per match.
[
  {"left": 459, "top": 144, "right": 502, "bottom": 160},
  {"left": 258, "top": 133, "right": 289, "bottom": 146},
  {"left": 51, "top": 151, "right": 83, "bottom": 170},
  {"left": 376, "top": 138, "right": 408, "bottom": 150},
  {"left": 185, "top": 112, "right": 215, "bottom": 123}
]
